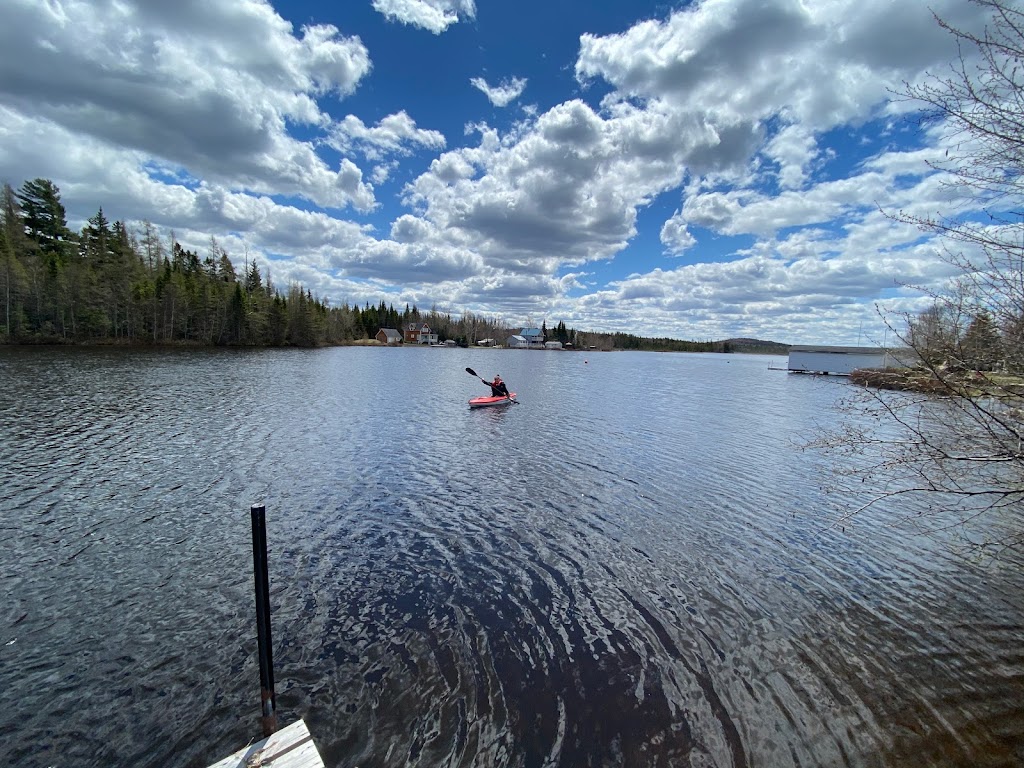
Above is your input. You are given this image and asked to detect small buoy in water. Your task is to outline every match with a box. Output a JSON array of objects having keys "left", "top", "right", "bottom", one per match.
[{"left": 584, "top": 360, "right": 588, "bottom": 364}]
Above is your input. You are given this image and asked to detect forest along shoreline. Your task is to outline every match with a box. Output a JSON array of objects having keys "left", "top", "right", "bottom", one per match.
[{"left": 1, "top": 179, "right": 789, "bottom": 355}]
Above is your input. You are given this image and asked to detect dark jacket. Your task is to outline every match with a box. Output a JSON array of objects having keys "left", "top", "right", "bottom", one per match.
[{"left": 490, "top": 380, "right": 509, "bottom": 397}]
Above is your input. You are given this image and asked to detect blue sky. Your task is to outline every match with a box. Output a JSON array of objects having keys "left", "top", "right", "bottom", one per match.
[{"left": 0, "top": 0, "right": 996, "bottom": 343}]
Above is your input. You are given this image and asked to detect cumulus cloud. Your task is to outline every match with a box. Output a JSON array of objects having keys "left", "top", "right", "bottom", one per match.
[
  {"left": 328, "top": 111, "right": 447, "bottom": 161},
  {"left": 586, "top": 243, "right": 945, "bottom": 342},
  {"left": 578, "top": 150, "right": 966, "bottom": 341},
  {"left": 401, "top": 99, "right": 740, "bottom": 275},
  {"left": 390, "top": 214, "right": 436, "bottom": 244},
  {"left": 577, "top": 0, "right": 976, "bottom": 125},
  {"left": 333, "top": 239, "right": 484, "bottom": 282},
  {"left": 660, "top": 215, "right": 697, "bottom": 256},
  {"left": 372, "top": 0, "right": 477, "bottom": 34},
  {"left": 679, "top": 145, "right": 948, "bottom": 241},
  {"left": 0, "top": 0, "right": 994, "bottom": 342},
  {"left": 388, "top": 0, "right": 971, "bottom": 284},
  {"left": 370, "top": 0, "right": 982, "bottom": 333},
  {"left": 574, "top": 0, "right": 978, "bottom": 187},
  {"left": 764, "top": 124, "right": 818, "bottom": 189},
  {"left": 470, "top": 76, "right": 528, "bottom": 107},
  {"left": 0, "top": 0, "right": 374, "bottom": 210}
]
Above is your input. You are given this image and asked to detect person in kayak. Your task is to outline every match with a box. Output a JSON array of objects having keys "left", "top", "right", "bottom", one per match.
[{"left": 488, "top": 375, "right": 510, "bottom": 398}]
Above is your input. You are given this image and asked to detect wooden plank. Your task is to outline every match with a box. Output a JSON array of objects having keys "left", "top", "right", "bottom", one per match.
[{"left": 208, "top": 719, "right": 324, "bottom": 768}]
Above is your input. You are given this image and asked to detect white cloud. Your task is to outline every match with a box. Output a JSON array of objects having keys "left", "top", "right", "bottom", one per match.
[
  {"left": 583, "top": 238, "right": 953, "bottom": 342},
  {"left": 372, "top": 0, "right": 477, "bottom": 34},
  {"left": 328, "top": 111, "right": 447, "bottom": 161},
  {"left": 0, "top": 0, "right": 374, "bottom": 210},
  {"left": 764, "top": 124, "right": 817, "bottom": 189},
  {"left": 470, "top": 76, "right": 528, "bottom": 107},
  {"left": 364, "top": 0, "right": 986, "bottom": 335},
  {"left": 0, "top": 0, "right": 999, "bottom": 343},
  {"left": 660, "top": 215, "right": 697, "bottom": 255},
  {"left": 575, "top": 0, "right": 976, "bottom": 171},
  {"left": 333, "top": 239, "right": 484, "bottom": 282},
  {"left": 390, "top": 214, "right": 435, "bottom": 243},
  {"left": 679, "top": 143, "right": 952, "bottom": 240},
  {"left": 571, "top": 150, "right": 969, "bottom": 341},
  {"left": 0, "top": 102, "right": 376, "bottom": 267},
  {"left": 400, "top": 98, "right": 742, "bottom": 275},
  {"left": 371, "top": 162, "right": 398, "bottom": 185}
]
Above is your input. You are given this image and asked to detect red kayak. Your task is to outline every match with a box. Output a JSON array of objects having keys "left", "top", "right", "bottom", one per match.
[{"left": 468, "top": 392, "right": 516, "bottom": 408}]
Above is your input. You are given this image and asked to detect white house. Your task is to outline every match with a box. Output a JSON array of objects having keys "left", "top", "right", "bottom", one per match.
[
  {"left": 520, "top": 328, "right": 545, "bottom": 348},
  {"left": 507, "top": 334, "right": 528, "bottom": 349},
  {"left": 787, "top": 345, "right": 911, "bottom": 375}
]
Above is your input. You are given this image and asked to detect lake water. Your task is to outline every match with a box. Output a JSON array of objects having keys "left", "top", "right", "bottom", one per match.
[{"left": 1, "top": 346, "right": 1022, "bottom": 767}]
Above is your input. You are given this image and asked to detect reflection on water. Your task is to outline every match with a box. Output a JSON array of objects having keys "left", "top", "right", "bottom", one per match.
[{"left": 1, "top": 346, "right": 1022, "bottom": 767}]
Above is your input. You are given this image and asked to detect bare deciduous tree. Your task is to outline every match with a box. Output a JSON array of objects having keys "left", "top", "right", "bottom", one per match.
[{"left": 812, "top": 0, "right": 1024, "bottom": 557}]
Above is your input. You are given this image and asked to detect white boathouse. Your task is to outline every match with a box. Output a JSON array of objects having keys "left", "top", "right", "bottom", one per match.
[{"left": 787, "top": 345, "right": 910, "bottom": 375}]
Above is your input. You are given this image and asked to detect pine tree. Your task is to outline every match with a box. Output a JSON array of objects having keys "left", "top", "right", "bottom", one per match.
[
  {"left": 245, "top": 260, "right": 262, "bottom": 294},
  {"left": 16, "top": 178, "right": 72, "bottom": 262},
  {"left": 81, "top": 208, "right": 111, "bottom": 262}
]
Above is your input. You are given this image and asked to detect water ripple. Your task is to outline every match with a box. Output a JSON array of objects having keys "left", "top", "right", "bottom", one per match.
[{"left": 1, "top": 348, "right": 1023, "bottom": 767}]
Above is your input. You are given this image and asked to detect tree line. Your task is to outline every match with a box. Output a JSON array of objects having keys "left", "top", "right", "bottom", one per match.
[
  {"left": 0, "top": 178, "right": 761, "bottom": 352},
  {"left": 1, "top": 178, "right": 329, "bottom": 346},
  {"left": 907, "top": 303, "right": 1015, "bottom": 372},
  {"left": 0, "top": 179, "right": 520, "bottom": 347}
]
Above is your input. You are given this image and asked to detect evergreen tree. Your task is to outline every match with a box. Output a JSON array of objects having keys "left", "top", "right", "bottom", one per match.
[
  {"left": 267, "top": 294, "right": 288, "bottom": 345},
  {"left": 287, "top": 284, "right": 316, "bottom": 346},
  {"left": 245, "top": 260, "right": 262, "bottom": 294},
  {"left": 960, "top": 311, "right": 1002, "bottom": 371},
  {"left": 81, "top": 208, "right": 111, "bottom": 262},
  {"left": 218, "top": 252, "right": 236, "bottom": 282},
  {"left": 228, "top": 282, "right": 245, "bottom": 343},
  {"left": 1, "top": 184, "right": 28, "bottom": 340},
  {"left": 16, "top": 178, "right": 72, "bottom": 262},
  {"left": 1004, "top": 311, "right": 1024, "bottom": 372}
]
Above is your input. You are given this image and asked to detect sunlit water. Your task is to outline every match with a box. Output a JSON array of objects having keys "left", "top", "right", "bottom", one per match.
[{"left": 1, "top": 346, "right": 1022, "bottom": 767}]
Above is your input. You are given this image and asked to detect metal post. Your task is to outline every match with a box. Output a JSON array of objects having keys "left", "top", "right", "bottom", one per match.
[{"left": 250, "top": 504, "right": 277, "bottom": 736}]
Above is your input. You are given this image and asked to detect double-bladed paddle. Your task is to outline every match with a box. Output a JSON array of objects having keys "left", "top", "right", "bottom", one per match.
[{"left": 466, "top": 367, "right": 518, "bottom": 403}]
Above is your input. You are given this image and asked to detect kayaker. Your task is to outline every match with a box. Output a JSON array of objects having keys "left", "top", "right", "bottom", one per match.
[{"left": 489, "top": 375, "right": 510, "bottom": 398}]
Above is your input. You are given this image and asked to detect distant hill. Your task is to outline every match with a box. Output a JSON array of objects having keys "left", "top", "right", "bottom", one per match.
[
  {"left": 721, "top": 338, "right": 791, "bottom": 355},
  {"left": 578, "top": 331, "right": 790, "bottom": 354}
]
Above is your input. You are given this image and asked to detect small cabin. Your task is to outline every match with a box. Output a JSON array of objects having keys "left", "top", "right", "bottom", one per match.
[
  {"left": 787, "top": 345, "right": 908, "bottom": 375},
  {"left": 544, "top": 341, "right": 563, "bottom": 350},
  {"left": 376, "top": 328, "right": 403, "bottom": 345}
]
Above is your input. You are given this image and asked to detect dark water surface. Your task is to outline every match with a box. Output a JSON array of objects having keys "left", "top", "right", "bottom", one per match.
[{"left": 1, "top": 346, "right": 1022, "bottom": 767}]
